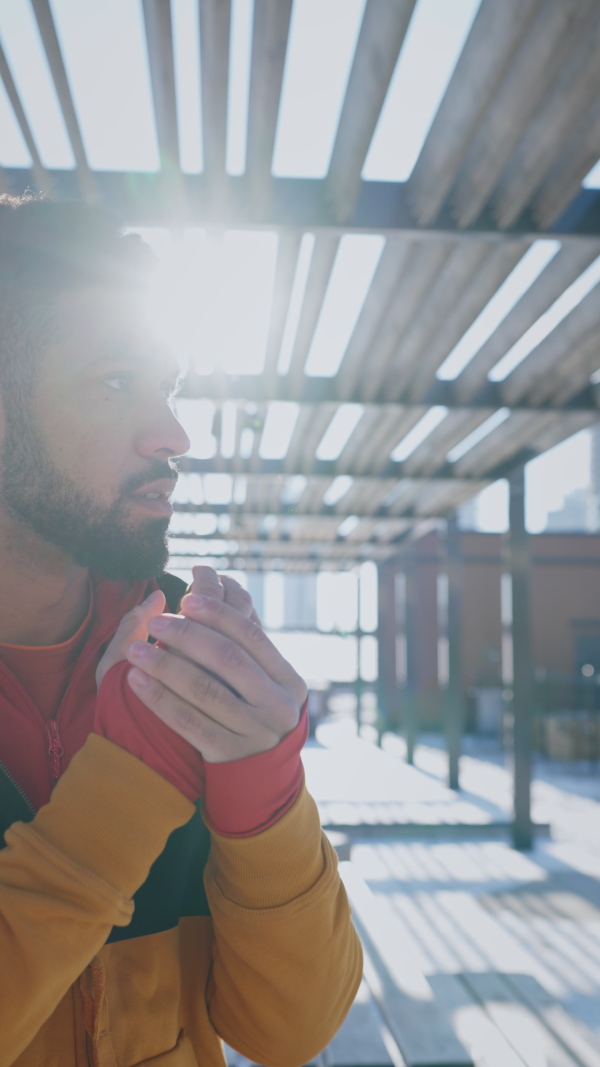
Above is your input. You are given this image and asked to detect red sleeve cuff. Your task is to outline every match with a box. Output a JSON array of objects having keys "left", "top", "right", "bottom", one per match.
[
  {"left": 202, "top": 699, "right": 309, "bottom": 838},
  {"left": 93, "top": 660, "right": 205, "bottom": 804}
]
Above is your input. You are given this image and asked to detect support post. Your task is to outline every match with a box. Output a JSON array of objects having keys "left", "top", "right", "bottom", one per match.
[
  {"left": 404, "top": 555, "right": 418, "bottom": 765},
  {"left": 508, "top": 466, "right": 534, "bottom": 851},
  {"left": 445, "top": 515, "right": 465, "bottom": 790},
  {"left": 376, "top": 560, "right": 397, "bottom": 739}
]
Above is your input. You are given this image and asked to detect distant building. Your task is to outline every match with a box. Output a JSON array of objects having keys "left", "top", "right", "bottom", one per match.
[{"left": 544, "top": 423, "right": 600, "bottom": 533}]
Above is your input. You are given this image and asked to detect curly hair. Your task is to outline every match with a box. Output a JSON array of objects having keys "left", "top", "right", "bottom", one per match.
[{"left": 0, "top": 193, "right": 153, "bottom": 393}]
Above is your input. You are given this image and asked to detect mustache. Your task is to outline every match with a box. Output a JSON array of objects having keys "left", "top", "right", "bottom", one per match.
[{"left": 119, "top": 459, "right": 179, "bottom": 497}]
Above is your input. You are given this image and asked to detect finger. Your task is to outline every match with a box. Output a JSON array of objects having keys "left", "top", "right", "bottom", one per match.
[
  {"left": 128, "top": 641, "right": 247, "bottom": 729},
  {"left": 96, "top": 589, "right": 165, "bottom": 686},
  {"left": 175, "top": 595, "right": 306, "bottom": 706},
  {"left": 190, "top": 566, "right": 224, "bottom": 601},
  {"left": 218, "top": 574, "right": 254, "bottom": 618},
  {"left": 144, "top": 614, "right": 286, "bottom": 712},
  {"left": 126, "top": 667, "right": 279, "bottom": 762}
]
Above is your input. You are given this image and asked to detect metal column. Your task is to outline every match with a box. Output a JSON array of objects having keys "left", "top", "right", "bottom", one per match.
[
  {"left": 376, "top": 560, "right": 397, "bottom": 739},
  {"left": 404, "top": 555, "right": 418, "bottom": 766},
  {"left": 445, "top": 516, "right": 465, "bottom": 790},
  {"left": 508, "top": 466, "right": 534, "bottom": 851}
]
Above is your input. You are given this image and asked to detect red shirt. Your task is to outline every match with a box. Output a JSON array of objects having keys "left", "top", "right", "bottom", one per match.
[{"left": 0, "top": 574, "right": 306, "bottom": 834}]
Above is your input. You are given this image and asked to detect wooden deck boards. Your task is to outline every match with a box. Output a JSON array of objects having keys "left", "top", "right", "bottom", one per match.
[{"left": 227, "top": 719, "right": 600, "bottom": 1066}]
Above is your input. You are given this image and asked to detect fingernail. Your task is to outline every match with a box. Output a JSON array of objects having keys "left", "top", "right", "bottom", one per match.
[
  {"left": 149, "top": 615, "right": 169, "bottom": 631},
  {"left": 128, "top": 668, "right": 148, "bottom": 688},
  {"left": 129, "top": 641, "right": 152, "bottom": 659}
]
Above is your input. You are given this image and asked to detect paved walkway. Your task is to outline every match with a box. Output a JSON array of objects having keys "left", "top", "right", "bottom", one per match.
[{"left": 302, "top": 718, "right": 600, "bottom": 1046}]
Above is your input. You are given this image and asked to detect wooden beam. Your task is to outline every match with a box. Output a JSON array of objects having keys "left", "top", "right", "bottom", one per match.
[
  {"left": 4, "top": 166, "right": 599, "bottom": 237},
  {"left": 245, "top": 0, "right": 293, "bottom": 212},
  {"left": 30, "top": 0, "right": 95, "bottom": 201},
  {"left": 408, "top": 0, "right": 540, "bottom": 226},
  {"left": 0, "top": 41, "right": 46, "bottom": 191},
  {"left": 142, "top": 0, "right": 180, "bottom": 175},
  {"left": 325, "top": 0, "right": 416, "bottom": 223},
  {"left": 199, "top": 0, "right": 230, "bottom": 190}
]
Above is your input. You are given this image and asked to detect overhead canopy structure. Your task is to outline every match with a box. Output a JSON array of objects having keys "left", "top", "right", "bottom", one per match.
[{"left": 2, "top": 0, "right": 600, "bottom": 571}]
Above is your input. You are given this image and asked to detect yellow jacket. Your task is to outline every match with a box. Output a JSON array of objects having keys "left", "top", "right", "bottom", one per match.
[{"left": 0, "top": 734, "right": 362, "bottom": 1066}]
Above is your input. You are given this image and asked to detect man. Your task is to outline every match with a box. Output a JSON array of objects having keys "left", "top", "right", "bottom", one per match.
[{"left": 0, "top": 194, "right": 361, "bottom": 1066}]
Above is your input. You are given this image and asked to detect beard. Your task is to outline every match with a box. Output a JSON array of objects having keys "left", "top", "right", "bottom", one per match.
[{"left": 0, "top": 406, "right": 176, "bottom": 582}]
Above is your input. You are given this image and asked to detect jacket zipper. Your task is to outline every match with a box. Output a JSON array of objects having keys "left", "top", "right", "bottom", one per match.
[
  {"left": 45, "top": 720, "right": 65, "bottom": 782},
  {"left": 0, "top": 759, "right": 36, "bottom": 817}
]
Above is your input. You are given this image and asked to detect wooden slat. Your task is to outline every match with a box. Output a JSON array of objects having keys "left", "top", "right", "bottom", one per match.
[
  {"left": 325, "top": 977, "right": 399, "bottom": 1066},
  {"left": 30, "top": 0, "right": 95, "bottom": 200},
  {"left": 142, "top": 0, "right": 180, "bottom": 172},
  {"left": 450, "top": 0, "right": 598, "bottom": 228},
  {"left": 492, "top": 9, "right": 600, "bottom": 229},
  {"left": 263, "top": 230, "right": 302, "bottom": 384},
  {"left": 503, "top": 973, "right": 600, "bottom": 1067},
  {"left": 245, "top": 0, "right": 293, "bottom": 212},
  {"left": 339, "top": 862, "right": 473, "bottom": 1067},
  {"left": 325, "top": 0, "right": 417, "bottom": 224},
  {"left": 533, "top": 94, "right": 600, "bottom": 229},
  {"left": 0, "top": 41, "right": 46, "bottom": 190},
  {"left": 450, "top": 411, "right": 556, "bottom": 479},
  {"left": 407, "top": 0, "right": 541, "bottom": 226},
  {"left": 401, "top": 411, "right": 490, "bottom": 479},
  {"left": 359, "top": 243, "right": 456, "bottom": 403},
  {"left": 460, "top": 971, "right": 580, "bottom": 1067},
  {"left": 456, "top": 243, "right": 600, "bottom": 403},
  {"left": 408, "top": 243, "right": 525, "bottom": 403},
  {"left": 502, "top": 289, "right": 600, "bottom": 407},
  {"left": 384, "top": 244, "right": 493, "bottom": 403},
  {"left": 199, "top": 0, "right": 230, "bottom": 185},
  {"left": 337, "top": 238, "right": 415, "bottom": 401},
  {"left": 427, "top": 974, "right": 527, "bottom": 1067},
  {"left": 286, "top": 234, "right": 340, "bottom": 389}
]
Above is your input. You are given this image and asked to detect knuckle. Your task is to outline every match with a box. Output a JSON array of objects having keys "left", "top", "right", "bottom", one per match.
[
  {"left": 220, "top": 640, "right": 246, "bottom": 670},
  {"left": 245, "top": 618, "right": 267, "bottom": 645},
  {"left": 191, "top": 670, "right": 221, "bottom": 707}
]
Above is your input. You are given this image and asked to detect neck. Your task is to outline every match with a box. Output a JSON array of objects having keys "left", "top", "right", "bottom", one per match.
[{"left": 0, "top": 512, "right": 90, "bottom": 646}]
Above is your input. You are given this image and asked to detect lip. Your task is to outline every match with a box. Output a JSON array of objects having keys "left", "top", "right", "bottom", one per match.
[{"left": 129, "top": 478, "right": 176, "bottom": 518}]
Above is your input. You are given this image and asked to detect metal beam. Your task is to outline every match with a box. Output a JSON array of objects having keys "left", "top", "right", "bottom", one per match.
[
  {"left": 181, "top": 372, "right": 600, "bottom": 413},
  {"left": 3, "top": 168, "right": 599, "bottom": 239},
  {"left": 177, "top": 446, "right": 555, "bottom": 487},
  {"left": 507, "top": 466, "right": 534, "bottom": 851}
]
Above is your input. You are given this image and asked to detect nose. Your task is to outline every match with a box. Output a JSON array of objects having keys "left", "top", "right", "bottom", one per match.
[{"left": 136, "top": 402, "right": 191, "bottom": 461}]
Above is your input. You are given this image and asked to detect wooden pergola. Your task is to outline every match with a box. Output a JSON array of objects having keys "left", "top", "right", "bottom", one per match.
[{"left": 3, "top": 0, "right": 600, "bottom": 846}]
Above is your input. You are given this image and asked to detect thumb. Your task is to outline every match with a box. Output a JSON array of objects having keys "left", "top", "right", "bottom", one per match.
[{"left": 96, "top": 589, "right": 166, "bottom": 688}]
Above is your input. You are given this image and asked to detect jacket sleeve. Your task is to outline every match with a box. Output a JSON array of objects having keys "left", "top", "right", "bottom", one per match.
[
  {"left": 0, "top": 734, "right": 195, "bottom": 1066},
  {"left": 203, "top": 777, "right": 363, "bottom": 1067}
]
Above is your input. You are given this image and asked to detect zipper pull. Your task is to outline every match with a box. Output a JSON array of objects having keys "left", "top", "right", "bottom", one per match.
[{"left": 45, "top": 720, "right": 64, "bottom": 782}]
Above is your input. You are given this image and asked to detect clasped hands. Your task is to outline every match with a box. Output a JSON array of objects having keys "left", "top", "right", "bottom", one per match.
[{"left": 97, "top": 566, "right": 307, "bottom": 763}]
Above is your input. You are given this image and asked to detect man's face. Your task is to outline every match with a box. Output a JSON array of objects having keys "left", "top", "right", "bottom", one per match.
[{"left": 0, "top": 285, "right": 191, "bottom": 580}]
